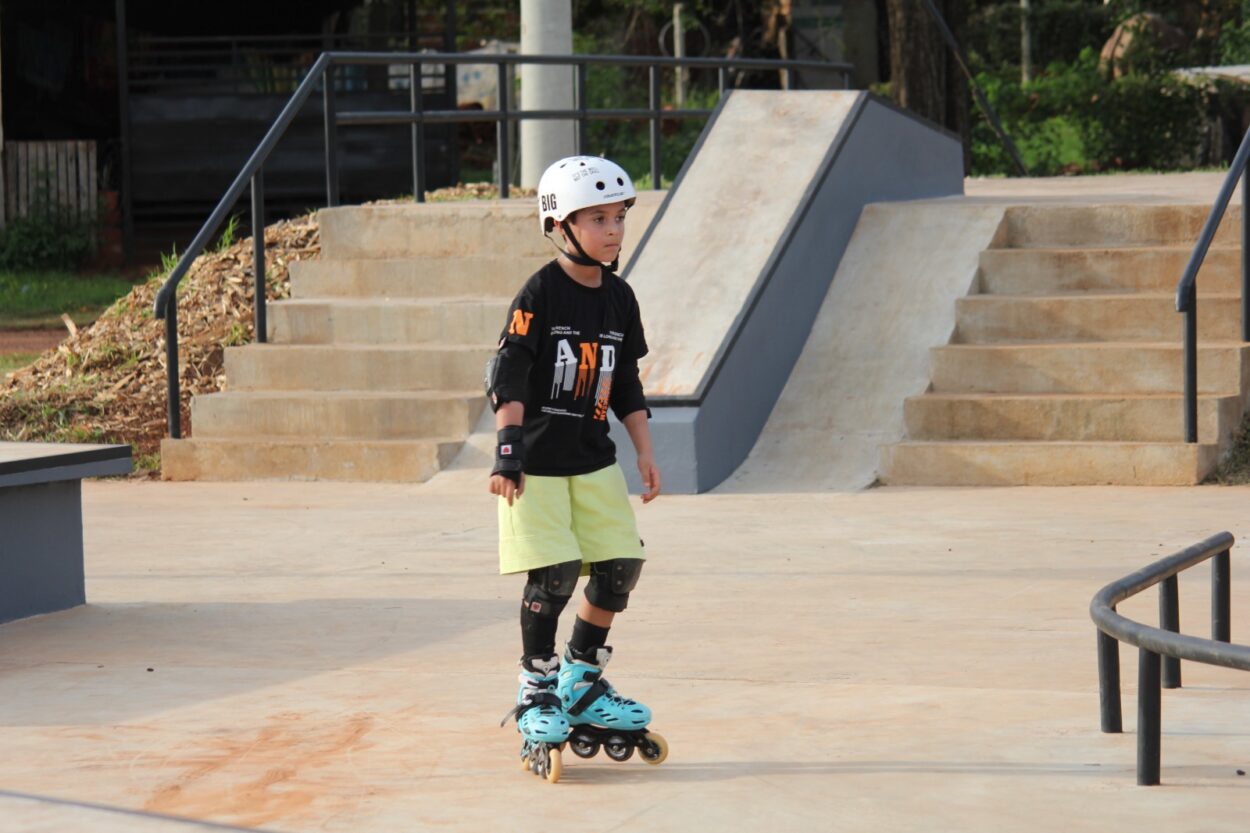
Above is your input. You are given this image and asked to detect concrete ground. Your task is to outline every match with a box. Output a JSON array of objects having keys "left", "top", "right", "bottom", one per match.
[{"left": 4, "top": 477, "right": 1250, "bottom": 831}]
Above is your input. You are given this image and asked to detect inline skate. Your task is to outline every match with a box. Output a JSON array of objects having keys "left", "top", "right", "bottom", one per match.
[
  {"left": 557, "top": 645, "right": 668, "bottom": 765},
  {"left": 501, "top": 654, "right": 569, "bottom": 783}
]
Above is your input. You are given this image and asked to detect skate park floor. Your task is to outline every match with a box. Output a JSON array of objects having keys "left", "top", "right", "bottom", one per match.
[{"left": 4, "top": 478, "right": 1250, "bottom": 831}]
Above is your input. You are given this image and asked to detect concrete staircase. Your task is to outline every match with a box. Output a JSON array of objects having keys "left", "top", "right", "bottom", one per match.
[
  {"left": 881, "top": 205, "right": 1250, "bottom": 486},
  {"left": 161, "top": 203, "right": 550, "bottom": 481}
]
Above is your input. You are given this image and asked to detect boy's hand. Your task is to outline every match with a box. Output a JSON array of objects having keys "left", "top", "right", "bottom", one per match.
[
  {"left": 638, "top": 454, "right": 662, "bottom": 503},
  {"left": 490, "top": 473, "right": 525, "bottom": 506}
]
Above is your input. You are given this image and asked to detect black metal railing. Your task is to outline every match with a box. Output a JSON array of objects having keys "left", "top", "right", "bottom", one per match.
[
  {"left": 152, "top": 50, "right": 853, "bottom": 439},
  {"left": 1090, "top": 532, "right": 1242, "bottom": 785},
  {"left": 1175, "top": 129, "right": 1250, "bottom": 443}
]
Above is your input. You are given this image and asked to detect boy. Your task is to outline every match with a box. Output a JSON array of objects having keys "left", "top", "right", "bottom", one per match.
[{"left": 487, "top": 156, "right": 667, "bottom": 783}]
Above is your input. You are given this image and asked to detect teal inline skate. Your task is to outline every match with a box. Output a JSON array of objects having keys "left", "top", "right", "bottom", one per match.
[
  {"left": 557, "top": 645, "right": 668, "bottom": 765},
  {"left": 501, "top": 654, "right": 569, "bottom": 783}
]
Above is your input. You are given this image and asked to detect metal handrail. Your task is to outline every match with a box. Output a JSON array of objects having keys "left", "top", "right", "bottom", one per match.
[
  {"left": 1175, "top": 128, "right": 1250, "bottom": 443},
  {"left": 1089, "top": 531, "right": 1237, "bottom": 785},
  {"left": 152, "top": 50, "right": 853, "bottom": 439}
]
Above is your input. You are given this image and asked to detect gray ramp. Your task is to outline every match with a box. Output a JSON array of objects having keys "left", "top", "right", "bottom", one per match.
[{"left": 614, "top": 91, "right": 964, "bottom": 493}]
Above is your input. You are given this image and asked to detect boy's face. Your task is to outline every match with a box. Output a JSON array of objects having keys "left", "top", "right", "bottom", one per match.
[{"left": 563, "top": 200, "right": 628, "bottom": 263}]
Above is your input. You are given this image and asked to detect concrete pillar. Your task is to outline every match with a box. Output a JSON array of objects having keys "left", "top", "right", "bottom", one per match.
[{"left": 520, "top": 0, "right": 576, "bottom": 188}]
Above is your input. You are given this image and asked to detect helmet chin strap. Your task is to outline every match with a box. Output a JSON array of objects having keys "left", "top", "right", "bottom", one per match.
[{"left": 554, "top": 218, "right": 620, "bottom": 273}]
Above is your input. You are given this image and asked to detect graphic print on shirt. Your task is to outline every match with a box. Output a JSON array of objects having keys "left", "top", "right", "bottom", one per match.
[{"left": 549, "top": 338, "right": 615, "bottom": 420}]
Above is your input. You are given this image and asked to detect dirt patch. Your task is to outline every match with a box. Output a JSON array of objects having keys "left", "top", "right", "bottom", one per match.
[{"left": 0, "top": 328, "right": 65, "bottom": 353}]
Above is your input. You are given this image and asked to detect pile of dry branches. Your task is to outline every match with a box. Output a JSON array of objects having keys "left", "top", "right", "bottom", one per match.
[{"left": 0, "top": 215, "right": 320, "bottom": 471}]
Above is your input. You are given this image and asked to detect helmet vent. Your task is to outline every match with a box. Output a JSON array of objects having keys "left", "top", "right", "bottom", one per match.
[
  {"left": 595, "top": 181, "right": 605, "bottom": 190},
  {"left": 617, "top": 177, "right": 624, "bottom": 185}
]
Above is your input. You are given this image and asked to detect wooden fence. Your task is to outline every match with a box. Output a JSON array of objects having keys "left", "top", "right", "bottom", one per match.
[{"left": 2, "top": 141, "right": 99, "bottom": 228}]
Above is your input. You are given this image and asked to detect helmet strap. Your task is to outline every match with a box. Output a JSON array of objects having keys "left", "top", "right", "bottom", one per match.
[{"left": 557, "top": 219, "right": 620, "bottom": 273}]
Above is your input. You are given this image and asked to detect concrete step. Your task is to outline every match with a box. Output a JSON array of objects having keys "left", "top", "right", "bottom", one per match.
[
  {"left": 978, "top": 246, "right": 1240, "bottom": 295},
  {"left": 318, "top": 203, "right": 553, "bottom": 259},
  {"left": 288, "top": 255, "right": 550, "bottom": 300},
  {"left": 1002, "top": 204, "right": 1241, "bottom": 249},
  {"left": 266, "top": 298, "right": 510, "bottom": 345},
  {"left": 161, "top": 436, "right": 461, "bottom": 481},
  {"left": 879, "top": 440, "right": 1220, "bottom": 486},
  {"left": 224, "top": 344, "right": 494, "bottom": 391},
  {"left": 955, "top": 293, "right": 1242, "bottom": 343},
  {"left": 930, "top": 342, "right": 1250, "bottom": 395},
  {"left": 903, "top": 393, "right": 1240, "bottom": 443},
  {"left": 190, "top": 390, "right": 485, "bottom": 439}
]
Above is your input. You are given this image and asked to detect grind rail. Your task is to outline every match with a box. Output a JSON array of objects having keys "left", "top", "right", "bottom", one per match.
[
  {"left": 151, "top": 50, "right": 852, "bottom": 439},
  {"left": 1090, "top": 531, "right": 1244, "bottom": 785}
]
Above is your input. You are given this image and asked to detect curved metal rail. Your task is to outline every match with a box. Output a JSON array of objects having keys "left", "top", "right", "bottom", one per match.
[{"left": 1089, "top": 531, "right": 1238, "bottom": 785}]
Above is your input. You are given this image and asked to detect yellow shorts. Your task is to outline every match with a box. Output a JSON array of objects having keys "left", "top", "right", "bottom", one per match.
[{"left": 498, "top": 463, "right": 645, "bottom": 575}]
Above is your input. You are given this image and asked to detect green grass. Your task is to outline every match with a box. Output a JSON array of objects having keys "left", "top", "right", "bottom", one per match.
[
  {"left": 0, "top": 352, "right": 38, "bottom": 376},
  {"left": 0, "top": 269, "right": 137, "bottom": 328}
]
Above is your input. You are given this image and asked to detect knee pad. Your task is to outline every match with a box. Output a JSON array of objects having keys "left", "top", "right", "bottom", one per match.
[
  {"left": 584, "top": 558, "right": 644, "bottom": 613},
  {"left": 522, "top": 560, "right": 581, "bottom": 618}
]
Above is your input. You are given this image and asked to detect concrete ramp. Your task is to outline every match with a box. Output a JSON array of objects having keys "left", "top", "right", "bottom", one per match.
[
  {"left": 612, "top": 90, "right": 964, "bottom": 493},
  {"left": 720, "top": 201, "right": 1008, "bottom": 492}
]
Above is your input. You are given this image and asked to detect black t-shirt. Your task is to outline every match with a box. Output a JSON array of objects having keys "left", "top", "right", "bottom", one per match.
[{"left": 495, "top": 260, "right": 649, "bottom": 477}]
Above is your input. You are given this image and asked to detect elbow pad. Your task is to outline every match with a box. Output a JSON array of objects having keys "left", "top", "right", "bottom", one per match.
[{"left": 486, "top": 343, "right": 534, "bottom": 412}]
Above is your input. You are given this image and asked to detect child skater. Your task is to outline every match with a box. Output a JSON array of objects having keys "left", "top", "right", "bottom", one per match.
[{"left": 488, "top": 156, "right": 667, "bottom": 783}]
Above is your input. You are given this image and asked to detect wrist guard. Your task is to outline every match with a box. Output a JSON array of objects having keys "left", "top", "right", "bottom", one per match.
[{"left": 492, "top": 426, "right": 524, "bottom": 485}]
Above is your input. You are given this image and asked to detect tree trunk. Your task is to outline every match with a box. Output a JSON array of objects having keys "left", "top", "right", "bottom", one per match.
[{"left": 885, "top": 0, "right": 970, "bottom": 171}]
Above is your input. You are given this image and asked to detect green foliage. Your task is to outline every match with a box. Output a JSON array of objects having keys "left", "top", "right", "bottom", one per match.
[
  {"left": 215, "top": 214, "right": 243, "bottom": 252},
  {"left": 0, "top": 352, "right": 38, "bottom": 377},
  {"left": 971, "top": 49, "right": 1220, "bottom": 176},
  {"left": 0, "top": 176, "right": 96, "bottom": 272},
  {"left": 0, "top": 269, "right": 137, "bottom": 327}
]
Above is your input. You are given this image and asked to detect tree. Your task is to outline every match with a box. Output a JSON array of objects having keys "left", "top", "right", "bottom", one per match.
[{"left": 885, "top": 0, "right": 970, "bottom": 168}]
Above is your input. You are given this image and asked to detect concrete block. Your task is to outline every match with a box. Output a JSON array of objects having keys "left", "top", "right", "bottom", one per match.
[
  {"left": 224, "top": 344, "right": 493, "bottom": 392},
  {"left": 266, "top": 298, "right": 510, "bottom": 345},
  {"left": 189, "top": 390, "right": 485, "bottom": 440},
  {"left": 289, "top": 256, "right": 548, "bottom": 300},
  {"left": 903, "top": 393, "right": 1240, "bottom": 443},
  {"left": 977, "top": 246, "right": 1239, "bottom": 296},
  {"left": 880, "top": 440, "right": 1220, "bottom": 486},
  {"left": 161, "top": 437, "right": 461, "bottom": 481},
  {"left": 954, "top": 293, "right": 1242, "bottom": 343},
  {"left": 930, "top": 343, "right": 1249, "bottom": 395},
  {"left": 1003, "top": 205, "right": 1242, "bottom": 249}
]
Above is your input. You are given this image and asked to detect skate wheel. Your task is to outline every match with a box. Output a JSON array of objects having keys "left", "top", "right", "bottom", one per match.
[
  {"left": 520, "top": 755, "right": 531, "bottom": 771},
  {"left": 604, "top": 735, "right": 634, "bottom": 762},
  {"left": 570, "top": 735, "right": 600, "bottom": 759},
  {"left": 546, "top": 746, "right": 562, "bottom": 784},
  {"left": 640, "top": 732, "right": 668, "bottom": 765}
]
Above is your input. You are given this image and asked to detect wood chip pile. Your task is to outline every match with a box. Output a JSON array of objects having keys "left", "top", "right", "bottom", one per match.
[{"left": 0, "top": 215, "right": 320, "bottom": 472}]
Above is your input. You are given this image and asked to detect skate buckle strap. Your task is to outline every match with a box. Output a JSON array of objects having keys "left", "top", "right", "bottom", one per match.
[
  {"left": 499, "top": 689, "right": 563, "bottom": 727},
  {"left": 567, "top": 670, "right": 613, "bottom": 717}
]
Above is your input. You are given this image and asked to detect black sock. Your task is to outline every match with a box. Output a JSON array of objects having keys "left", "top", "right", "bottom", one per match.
[
  {"left": 520, "top": 603, "right": 560, "bottom": 659},
  {"left": 568, "top": 617, "right": 611, "bottom": 658}
]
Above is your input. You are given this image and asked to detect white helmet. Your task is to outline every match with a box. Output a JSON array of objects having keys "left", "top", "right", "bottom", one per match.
[{"left": 537, "top": 156, "right": 637, "bottom": 235}]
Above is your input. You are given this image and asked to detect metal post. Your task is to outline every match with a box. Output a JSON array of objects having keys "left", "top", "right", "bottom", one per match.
[
  {"left": 1242, "top": 165, "right": 1249, "bottom": 341},
  {"left": 718, "top": 66, "right": 728, "bottom": 98},
  {"left": 251, "top": 169, "right": 266, "bottom": 344},
  {"left": 649, "top": 65, "right": 661, "bottom": 189},
  {"left": 1160, "top": 576, "right": 1182, "bottom": 688},
  {"left": 1213, "top": 549, "right": 1231, "bottom": 642},
  {"left": 114, "top": 0, "right": 134, "bottom": 264},
  {"left": 673, "top": 3, "right": 686, "bottom": 109},
  {"left": 1184, "top": 294, "right": 1198, "bottom": 443},
  {"left": 785, "top": 66, "right": 796, "bottom": 90},
  {"left": 1097, "top": 629, "right": 1123, "bottom": 733},
  {"left": 323, "top": 65, "right": 340, "bottom": 208},
  {"left": 410, "top": 63, "right": 426, "bottom": 203},
  {"left": 165, "top": 305, "right": 181, "bottom": 439},
  {"left": 497, "top": 62, "right": 509, "bottom": 200},
  {"left": 1137, "top": 647, "right": 1162, "bottom": 786},
  {"left": 575, "top": 63, "right": 588, "bottom": 156}
]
